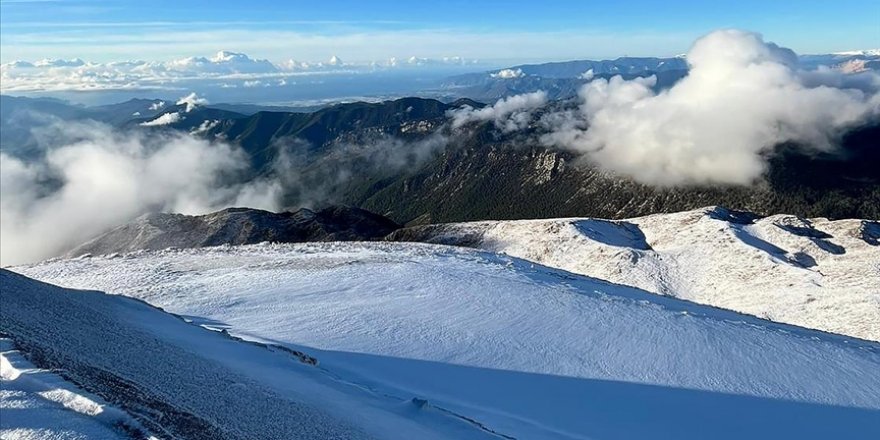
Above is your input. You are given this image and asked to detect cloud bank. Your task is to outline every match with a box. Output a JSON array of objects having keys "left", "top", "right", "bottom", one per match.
[
  {"left": 540, "top": 30, "right": 880, "bottom": 185},
  {"left": 490, "top": 68, "right": 525, "bottom": 79},
  {"left": 449, "top": 91, "right": 548, "bottom": 132},
  {"left": 0, "top": 51, "right": 482, "bottom": 93},
  {"left": 0, "top": 121, "right": 279, "bottom": 265}
]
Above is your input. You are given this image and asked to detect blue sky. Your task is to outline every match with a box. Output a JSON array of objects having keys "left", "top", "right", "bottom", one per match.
[{"left": 1, "top": 0, "right": 878, "bottom": 63}]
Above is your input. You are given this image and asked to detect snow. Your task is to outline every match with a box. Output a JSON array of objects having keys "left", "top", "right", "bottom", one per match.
[
  {"left": 1, "top": 269, "right": 499, "bottom": 440},
  {"left": 391, "top": 207, "right": 880, "bottom": 341},
  {"left": 1, "top": 339, "right": 147, "bottom": 440},
  {"left": 13, "top": 241, "right": 880, "bottom": 439}
]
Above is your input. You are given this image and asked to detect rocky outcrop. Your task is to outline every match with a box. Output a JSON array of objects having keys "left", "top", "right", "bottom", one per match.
[{"left": 65, "top": 206, "right": 400, "bottom": 257}]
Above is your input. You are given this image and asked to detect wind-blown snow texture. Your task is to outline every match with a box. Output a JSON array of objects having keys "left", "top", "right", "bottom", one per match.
[
  {"left": 389, "top": 206, "right": 880, "bottom": 341},
  {"left": 13, "top": 242, "right": 880, "bottom": 439},
  {"left": 0, "top": 269, "right": 499, "bottom": 440}
]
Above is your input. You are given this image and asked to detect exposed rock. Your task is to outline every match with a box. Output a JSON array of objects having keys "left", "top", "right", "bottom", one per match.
[{"left": 66, "top": 206, "right": 400, "bottom": 257}]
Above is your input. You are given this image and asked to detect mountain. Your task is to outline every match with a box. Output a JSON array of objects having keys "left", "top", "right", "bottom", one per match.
[
  {"left": 0, "top": 95, "right": 90, "bottom": 158},
  {"left": 58, "top": 203, "right": 879, "bottom": 340},
  {"left": 0, "top": 95, "right": 174, "bottom": 157},
  {"left": 450, "top": 56, "right": 688, "bottom": 82},
  {"left": 798, "top": 50, "right": 880, "bottom": 71},
  {"left": 337, "top": 114, "right": 880, "bottom": 224},
  {"left": 441, "top": 51, "right": 880, "bottom": 102},
  {"left": 166, "top": 96, "right": 880, "bottom": 222},
  {"left": 442, "top": 57, "right": 689, "bottom": 101},
  {"left": 188, "top": 97, "right": 461, "bottom": 171},
  {"left": 66, "top": 206, "right": 400, "bottom": 258},
  {"left": 4, "top": 95, "right": 879, "bottom": 223},
  {"left": 11, "top": 242, "right": 880, "bottom": 439},
  {"left": 388, "top": 206, "right": 880, "bottom": 341},
  {"left": 132, "top": 97, "right": 880, "bottom": 223}
]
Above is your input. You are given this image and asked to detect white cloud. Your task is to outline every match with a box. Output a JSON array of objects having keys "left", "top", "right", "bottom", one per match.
[
  {"left": 166, "top": 51, "right": 278, "bottom": 74},
  {"left": 490, "top": 68, "right": 525, "bottom": 79},
  {"left": 148, "top": 100, "right": 166, "bottom": 110},
  {"left": 192, "top": 119, "right": 220, "bottom": 135},
  {"left": 0, "top": 121, "right": 280, "bottom": 265},
  {"left": 0, "top": 50, "right": 482, "bottom": 93},
  {"left": 449, "top": 91, "right": 548, "bottom": 132},
  {"left": 578, "top": 69, "right": 594, "bottom": 80},
  {"left": 176, "top": 92, "right": 207, "bottom": 112},
  {"left": 541, "top": 29, "right": 880, "bottom": 186},
  {"left": 140, "top": 112, "right": 182, "bottom": 126},
  {"left": 34, "top": 58, "right": 85, "bottom": 67}
]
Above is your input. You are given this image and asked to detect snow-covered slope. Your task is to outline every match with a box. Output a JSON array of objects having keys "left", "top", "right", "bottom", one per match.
[
  {"left": 388, "top": 206, "right": 880, "bottom": 341},
  {"left": 0, "top": 269, "right": 503, "bottom": 440},
  {"left": 1, "top": 338, "right": 149, "bottom": 440},
  {"left": 13, "top": 242, "right": 880, "bottom": 439}
]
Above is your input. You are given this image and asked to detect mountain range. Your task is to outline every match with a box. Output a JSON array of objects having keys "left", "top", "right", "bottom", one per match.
[
  {"left": 3, "top": 94, "right": 879, "bottom": 223},
  {"left": 3, "top": 50, "right": 880, "bottom": 440}
]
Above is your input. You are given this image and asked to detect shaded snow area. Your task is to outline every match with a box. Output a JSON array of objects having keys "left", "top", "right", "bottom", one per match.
[
  {"left": 0, "top": 269, "right": 502, "bottom": 440},
  {"left": 13, "top": 242, "right": 880, "bottom": 439},
  {"left": 1, "top": 338, "right": 149, "bottom": 440},
  {"left": 389, "top": 206, "right": 880, "bottom": 341}
]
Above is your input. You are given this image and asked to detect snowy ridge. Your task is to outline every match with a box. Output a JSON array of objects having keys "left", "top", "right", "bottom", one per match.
[
  {"left": 13, "top": 242, "right": 880, "bottom": 439},
  {"left": 389, "top": 206, "right": 880, "bottom": 341}
]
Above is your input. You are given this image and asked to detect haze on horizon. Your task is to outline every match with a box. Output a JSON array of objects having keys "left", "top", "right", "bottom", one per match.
[{"left": 1, "top": 0, "right": 878, "bottom": 65}]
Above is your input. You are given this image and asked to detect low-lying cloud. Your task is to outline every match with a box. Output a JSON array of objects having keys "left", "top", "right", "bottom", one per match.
[
  {"left": 0, "top": 51, "right": 482, "bottom": 93},
  {"left": 0, "top": 121, "right": 280, "bottom": 265},
  {"left": 263, "top": 130, "right": 451, "bottom": 208},
  {"left": 540, "top": 29, "right": 880, "bottom": 185},
  {"left": 449, "top": 91, "right": 547, "bottom": 132}
]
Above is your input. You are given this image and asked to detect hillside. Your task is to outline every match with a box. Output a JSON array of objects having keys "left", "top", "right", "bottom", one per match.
[
  {"left": 0, "top": 269, "right": 488, "bottom": 440},
  {"left": 188, "top": 98, "right": 880, "bottom": 222},
  {"left": 65, "top": 206, "right": 400, "bottom": 258},
  {"left": 388, "top": 206, "right": 880, "bottom": 341},
  {"left": 352, "top": 122, "right": 880, "bottom": 223},
  {"left": 11, "top": 243, "right": 880, "bottom": 439},
  {"left": 4, "top": 95, "right": 879, "bottom": 224}
]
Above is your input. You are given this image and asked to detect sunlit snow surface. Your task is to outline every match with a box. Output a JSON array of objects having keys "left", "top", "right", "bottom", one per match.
[
  {"left": 390, "top": 207, "right": 880, "bottom": 341},
  {"left": 0, "top": 339, "right": 146, "bottom": 440},
  {"left": 14, "top": 241, "right": 880, "bottom": 439}
]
